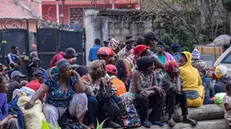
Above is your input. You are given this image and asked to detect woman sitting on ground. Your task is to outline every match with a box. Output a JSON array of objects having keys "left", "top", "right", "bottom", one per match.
[
  {"left": 130, "top": 56, "right": 165, "bottom": 128},
  {"left": 25, "top": 59, "right": 88, "bottom": 128},
  {"left": 82, "top": 60, "right": 121, "bottom": 128},
  {"left": 179, "top": 52, "right": 204, "bottom": 107},
  {"left": 161, "top": 61, "right": 197, "bottom": 127},
  {"left": 0, "top": 75, "right": 19, "bottom": 129}
]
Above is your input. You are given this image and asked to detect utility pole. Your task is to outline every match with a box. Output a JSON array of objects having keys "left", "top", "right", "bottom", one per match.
[{"left": 61, "top": 0, "right": 65, "bottom": 28}]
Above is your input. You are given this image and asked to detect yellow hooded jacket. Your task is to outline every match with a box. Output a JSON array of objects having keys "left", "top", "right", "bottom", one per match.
[
  {"left": 180, "top": 52, "right": 204, "bottom": 107},
  {"left": 180, "top": 52, "right": 202, "bottom": 90}
]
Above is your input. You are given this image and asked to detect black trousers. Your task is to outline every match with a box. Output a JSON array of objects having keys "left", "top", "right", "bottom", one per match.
[
  {"left": 166, "top": 90, "right": 188, "bottom": 117},
  {"left": 135, "top": 93, "right": 165, "bottom": 123}
]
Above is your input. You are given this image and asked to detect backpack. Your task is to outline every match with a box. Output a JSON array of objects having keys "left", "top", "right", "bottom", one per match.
[{"left": 118, "top": 93, "right": 141, "bottom": 128}]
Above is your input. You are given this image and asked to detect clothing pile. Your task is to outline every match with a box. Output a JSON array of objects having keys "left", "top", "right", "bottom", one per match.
[{"left": 118, "top": 93, "right": 141, "bottom": 128}]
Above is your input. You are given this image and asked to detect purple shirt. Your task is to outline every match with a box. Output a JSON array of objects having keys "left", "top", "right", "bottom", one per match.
[{"left": 0, "top": 93, "right": 8, "bottom": 121}]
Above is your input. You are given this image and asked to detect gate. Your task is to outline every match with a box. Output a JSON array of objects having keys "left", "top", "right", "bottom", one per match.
[
  {"left": 0, "top": 29, "right": 29, "bottom": 74},
  {"left": 37, "top": 28, "right": 85, "bottom": 69}
]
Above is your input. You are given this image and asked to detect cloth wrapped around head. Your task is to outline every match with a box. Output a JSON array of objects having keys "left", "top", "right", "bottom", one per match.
[
  {"left": 108, "top": 38, "right": 120, "bottom": 51},
  {"left": 133, "top": 45, "right": 149, "bottom": 57},
  {"left": 165, "top": 61, "right": 179, "bottom": 73},
  {"left": 56, "top": 59, "right": 71, "bottom": 71}
]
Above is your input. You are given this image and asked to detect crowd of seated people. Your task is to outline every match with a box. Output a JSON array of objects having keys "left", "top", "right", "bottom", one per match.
[{"left": 1, "top": 32, "right": 231, "bottom": 129}]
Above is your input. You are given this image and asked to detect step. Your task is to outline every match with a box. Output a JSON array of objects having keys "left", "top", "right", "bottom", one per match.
[
  {"left": 161, "top": 104, "right": 224, "bottom": 122},
  {"left": 105, "top": 119, "right": 229, "bottom": 129}
]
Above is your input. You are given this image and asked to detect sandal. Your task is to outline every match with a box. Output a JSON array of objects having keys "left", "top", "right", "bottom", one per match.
[
  {"left": 168, "top": 119, "right": 176, "bottom": 127},
  {"left": 143, "top": 120, "right": 152, "bottom": 128},
  {"left": 152, "top": 121, "right": 164, "bottom": 127},
  {"left": 183, "top": 118, "right": 197, "bottom": 126}
]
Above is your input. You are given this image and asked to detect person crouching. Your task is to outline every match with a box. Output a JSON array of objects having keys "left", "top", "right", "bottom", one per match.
[{"left": 162, "top": 61, "right": 197, "bottom": 127}]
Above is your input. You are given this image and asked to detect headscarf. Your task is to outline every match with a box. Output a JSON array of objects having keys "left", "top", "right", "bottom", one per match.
[
  {"left": 137, "top": 56, "right": 155, "bottom": 71},
  {"left": 56, "top": 59, "right": 71, "bottom": 71},
  {"left": 192, "top": 48, "right": 201, "bottom": 60},
  {"left": 108, "top": 38, "right": 120, "bottom": 51},
  {"left": 166, "top": 61, "right": 179, "bottom": 73},
  {"left": 215, "top": 65, "right": 227, "bottom": 79},
  {"left": 192, "top": 60, "right": 207, "bottom": 72},
  {"left": 133, "top": 45, "right": 149, "bottom": 57},
  {"left": 97, "top": 47, "right": 115, "bottom": 56}
]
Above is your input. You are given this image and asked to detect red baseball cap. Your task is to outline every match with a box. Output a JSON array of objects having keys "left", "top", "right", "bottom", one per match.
[{"left": 106, "top": 64, "right": 118, "bottom": 75}]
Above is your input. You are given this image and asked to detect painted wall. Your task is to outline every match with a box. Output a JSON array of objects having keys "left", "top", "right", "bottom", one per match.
[{"left": 0, "top": 20, "right": 37, "bottom": 32}]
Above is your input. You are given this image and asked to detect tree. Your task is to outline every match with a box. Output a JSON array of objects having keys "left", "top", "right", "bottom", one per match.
[{"left": 141, "top": 0, "right": 230, "bottom": 49}]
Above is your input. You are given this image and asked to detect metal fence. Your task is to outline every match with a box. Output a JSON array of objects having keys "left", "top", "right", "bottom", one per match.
[{"left": 37, "top": 28, "right": 85, "bottom": 68}]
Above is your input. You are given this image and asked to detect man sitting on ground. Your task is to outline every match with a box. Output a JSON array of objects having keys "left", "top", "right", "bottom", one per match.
[{"left": 25, "top": 70, "right": 44, "bottom": 92}]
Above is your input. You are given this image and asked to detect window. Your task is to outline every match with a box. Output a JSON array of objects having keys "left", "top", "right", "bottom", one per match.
[{"left": 221, "top": 52, "right": 231, "bottom": 64}]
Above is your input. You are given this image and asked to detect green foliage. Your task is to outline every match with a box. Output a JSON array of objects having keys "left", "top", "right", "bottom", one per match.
[{"left": 96, "top": 118, "right": 109, "bottom": 129}]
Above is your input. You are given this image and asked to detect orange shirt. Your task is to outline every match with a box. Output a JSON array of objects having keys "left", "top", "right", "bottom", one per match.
[{"left": 111, "top": 76, "right": 127, "bottom": 96}]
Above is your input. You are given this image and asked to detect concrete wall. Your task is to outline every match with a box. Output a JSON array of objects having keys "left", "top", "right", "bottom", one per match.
[{"left": 84, "top": 9, "right": 153, "bottom": 64}]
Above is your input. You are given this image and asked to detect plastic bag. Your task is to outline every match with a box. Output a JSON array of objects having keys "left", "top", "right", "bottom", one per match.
[
  {"left": 42, "top": 120, "right": 61, "bottom": 129},
  {"left": 214, "top": 93, "right": 226, "bottom": 107}
]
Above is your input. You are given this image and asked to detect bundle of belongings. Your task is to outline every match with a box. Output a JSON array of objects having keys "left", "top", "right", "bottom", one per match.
[
  {"left": 9, "top": 87, "right": 47, "bottom": 129},
  {"left": 118, "top": 92, "right": 141, "bottom": 128}
]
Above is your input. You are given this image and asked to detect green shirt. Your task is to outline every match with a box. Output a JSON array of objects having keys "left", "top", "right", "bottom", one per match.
[{"left": 158, "top": 55, "right": 166, "bottom": 74}]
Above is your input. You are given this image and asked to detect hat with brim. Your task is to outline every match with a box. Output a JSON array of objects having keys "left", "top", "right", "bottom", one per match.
[{"left": 125, "top": 36, "right": 135, "bottom": 44}]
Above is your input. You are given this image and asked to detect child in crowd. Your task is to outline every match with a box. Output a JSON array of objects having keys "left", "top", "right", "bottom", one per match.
[
  {"left": 106, "top": 64, "right": 126, "bottom": 96},
  {"left": 223, "top": 81, "right": 231, "bottom": 126},
  {"left": 0, "top": 75, "right": 19, "bottom": 129},
  {"left": 192, "top": 60, "right": 214, "bottom": 104}
]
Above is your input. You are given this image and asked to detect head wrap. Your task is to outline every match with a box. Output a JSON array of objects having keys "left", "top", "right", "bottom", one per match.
[
  {"left": 108, "top": 38, "right": 120, "bottom": 51},
  {"left": 106, "top": 64, "right": 118, "bottom": 75},
  {"left": 133, "top": 45, "right": 149, "bottom": 57},
  {"left": 171, "top": 43, "right": 181, "bottom": 52},
  {"left": 165, "top": 61, "right": 179, "bottom": 73},
  {"left": 97, "top": 47, "right": 115, "bottom": 56},
  {"left": 192, "top": 60, "right": 207, "bottom": 72},
  {"left": 216, "top": 65, "right": 227, "bottom": 79},
  {"left": 56, "top": 59, "right": 71, "bottom": 71},
  {"left": 192, "top": 48, "right": 201, "bottom": 60},
  {"left": 137, "top": 56, "right": 155, "bottom": 71}
]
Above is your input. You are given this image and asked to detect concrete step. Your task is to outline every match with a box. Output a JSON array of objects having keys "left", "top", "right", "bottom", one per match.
[{"left": 105, "top": 119, "right": 229, "bottom": 129}]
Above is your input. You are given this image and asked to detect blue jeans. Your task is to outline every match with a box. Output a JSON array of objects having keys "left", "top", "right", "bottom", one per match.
[
  {"left": 87, "top": 96, "right": 98, "bottom": 125},
  {"left": 111, "top": 95, "right": 120, "bottom": 104}
]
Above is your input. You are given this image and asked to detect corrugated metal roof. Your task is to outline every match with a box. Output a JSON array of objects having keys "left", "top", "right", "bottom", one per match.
[{"left": 0, "top": 0, "right": 37, "bottom": 19}]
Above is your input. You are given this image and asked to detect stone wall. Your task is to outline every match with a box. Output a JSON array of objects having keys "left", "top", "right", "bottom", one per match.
[{"left": 84, "top": 9, "right": 154, "bottom": 64}]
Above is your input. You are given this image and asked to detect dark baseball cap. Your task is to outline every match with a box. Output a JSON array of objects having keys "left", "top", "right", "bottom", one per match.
[
  {"left": 11, "top": 71, "right": 25, "bottom": 79},
  {"left": 65, "top": 47, "right": 77, "bottom": 57}
]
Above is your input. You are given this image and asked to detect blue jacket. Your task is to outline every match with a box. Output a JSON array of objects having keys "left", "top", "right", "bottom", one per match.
[
  {"left": 88, "top": 45, "right": 101, "bottom": 62},
  {"left": 8, "top": 96, "right": 24, "bottom": 129},
  {"left": 202, "top": 76, "right": 214, "bottom": 104}
]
